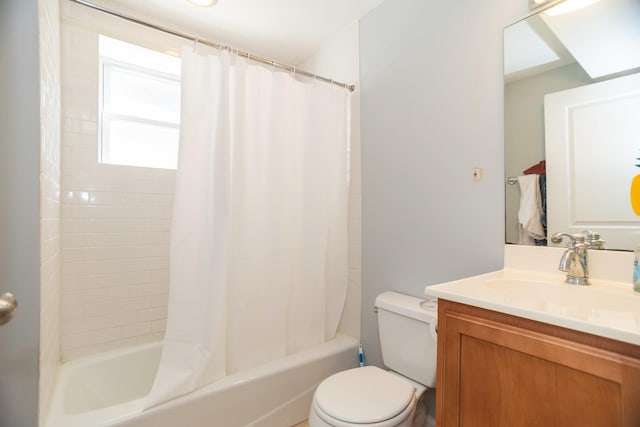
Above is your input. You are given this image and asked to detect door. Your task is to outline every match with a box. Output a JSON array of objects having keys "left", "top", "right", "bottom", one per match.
[
  {"left": 545, "top": 72, "right": 640, "bottom": 250},
  {"left": 0, "top": 0, "right": 42, "bottom": 426}
]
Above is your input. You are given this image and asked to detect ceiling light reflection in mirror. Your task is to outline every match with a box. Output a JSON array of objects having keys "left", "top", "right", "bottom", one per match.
[
  {"left": 545, "top": 0, "right": 601, "bottom": 16},
  {"left": 507, "top": 0, "right": 640, "bottom": 82},
  {"left": 188, "top": 0, "right": 218, "bottom": 7}
]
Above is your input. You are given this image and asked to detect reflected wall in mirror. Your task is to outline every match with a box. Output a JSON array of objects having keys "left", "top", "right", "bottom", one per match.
[{"left": 504, "top": 0, "right": 640, "bottom": 250}]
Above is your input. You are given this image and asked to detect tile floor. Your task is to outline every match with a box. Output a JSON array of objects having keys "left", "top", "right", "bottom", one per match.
[{"left": 292, "top": 421, "right": 309, "bottom": 427}]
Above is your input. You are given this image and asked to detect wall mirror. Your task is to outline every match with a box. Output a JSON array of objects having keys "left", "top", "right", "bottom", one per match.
[{"left": 504, "top": 0, "right": 640, "bottom": 250}]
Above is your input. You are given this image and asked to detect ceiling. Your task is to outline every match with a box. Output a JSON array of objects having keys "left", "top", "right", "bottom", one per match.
[
  {"left": 504, "top": 0, "right": 640, "bottom": 82},
  {"left": 89, "top": 0, "right": 385, "bottom": 65}
]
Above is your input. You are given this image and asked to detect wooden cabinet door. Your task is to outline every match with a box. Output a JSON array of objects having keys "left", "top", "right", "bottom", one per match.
[{"left": 436, "top": 300, "right": 640, "bottom": 427}]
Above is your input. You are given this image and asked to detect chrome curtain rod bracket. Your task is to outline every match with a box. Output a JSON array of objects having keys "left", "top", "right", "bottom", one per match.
[{"left": 68, "top": 0, "right": 356, "bottom": 92}]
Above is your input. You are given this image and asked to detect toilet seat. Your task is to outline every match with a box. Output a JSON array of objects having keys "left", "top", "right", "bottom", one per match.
[
  {"left": 312, "top": 397, "right": 417, "bottom": 427},
  {"left": 313, "top": 366, "right": 416, "bottom": 426}
]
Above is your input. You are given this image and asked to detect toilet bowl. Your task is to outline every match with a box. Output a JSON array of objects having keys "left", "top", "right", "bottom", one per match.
[
  {"left": 309, "top": 292, "right": 437, "bottom": 427},
  {"left": 309, "top": 366, "right": 425, "bottom": 427}
]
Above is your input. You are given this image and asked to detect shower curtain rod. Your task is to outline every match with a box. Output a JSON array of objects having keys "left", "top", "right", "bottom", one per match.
[{"left": 69, "top": 0, "right": 356, "bottom": 92}]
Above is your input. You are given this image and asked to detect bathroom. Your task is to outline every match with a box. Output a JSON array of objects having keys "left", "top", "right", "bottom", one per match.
[{"left": 2, "top": 0, "right": 639, "bottom": 426}]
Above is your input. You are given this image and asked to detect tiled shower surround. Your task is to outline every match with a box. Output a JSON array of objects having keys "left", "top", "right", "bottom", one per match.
[
  {"left": 59, "top": 0, "right": 361, "bottom": 361},
  {"left": 60, "top": 7, "right": 175, "bottom": 360},
  {"left": 39, "top": 0, "right": 62, "bottom": 419}
]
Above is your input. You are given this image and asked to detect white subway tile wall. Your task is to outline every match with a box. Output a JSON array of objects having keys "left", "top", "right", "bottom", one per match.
[
  {"left": 60, "top": 7, "right": 176, "bottom": 361},
  {"left": 301, "top": 23, "right": 363, "bottom": 340},
  {"left": 342, "top": 105, "right": 362, "bottom": 339},
  {"left": 39, "top": 0, "right": 62, "bottom": 422}
]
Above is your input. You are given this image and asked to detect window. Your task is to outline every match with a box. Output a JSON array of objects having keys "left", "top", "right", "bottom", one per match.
[{"left": 99, "top": 35, "right": 181, "bottom": 169}]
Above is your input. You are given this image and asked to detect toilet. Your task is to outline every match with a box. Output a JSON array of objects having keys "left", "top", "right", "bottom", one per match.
[{"left": 309, "top": 291, "right": 438, "bottom": 427}]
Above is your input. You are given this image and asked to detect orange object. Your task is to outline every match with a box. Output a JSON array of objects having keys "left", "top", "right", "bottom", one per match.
[{"left": 631, "top": 174, "right": 640, "bottom": 215}]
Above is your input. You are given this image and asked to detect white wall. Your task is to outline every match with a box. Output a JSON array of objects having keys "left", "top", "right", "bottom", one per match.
[
  {"left": 0, "top": 1, "right": 41, "bottom": 425},
  {"left": 299, "top": 21, "right": 363, "bottom": 340},
  {"left": 360, "top": 0, "right": 529, "bottom": 368},
  {"left": 59, "top": 1, "right": 188, "bottom": 361},
  {"left": 39, "top": 0, "right": 62, "bottom": 422}
]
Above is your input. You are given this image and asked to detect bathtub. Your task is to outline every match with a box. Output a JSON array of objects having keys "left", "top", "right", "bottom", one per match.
[{"left": 45, "top": 334, "right": 359, "bottom": 427}]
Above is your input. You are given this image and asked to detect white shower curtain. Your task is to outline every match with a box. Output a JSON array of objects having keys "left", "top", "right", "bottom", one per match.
[{"left": 145, "top": 47, "right": 350, "bottom": 408}]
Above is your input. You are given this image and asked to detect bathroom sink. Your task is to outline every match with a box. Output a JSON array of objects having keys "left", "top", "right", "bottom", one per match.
[
  {"left": 425, "top": 269, "right": 640, "bottom": 346},
  {"left": 484, "top": 278, "right": 561, "bottom": 293},
  {"left": 483, "top": 278, "right": 640, "bottom": 319}
]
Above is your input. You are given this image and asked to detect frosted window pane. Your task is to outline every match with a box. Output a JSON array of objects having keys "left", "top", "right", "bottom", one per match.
[
  {"left": 98, "top": 35, "right": 181, "bottom": 170},
  {"left": 99, "top": 35, "right": 181, "bottom": 76},
  {"left": 104, "top": 120, "right": 179, "bottom": 170},
  {"left": 105, "top": 65, "right": 180, "bottom": 124}
]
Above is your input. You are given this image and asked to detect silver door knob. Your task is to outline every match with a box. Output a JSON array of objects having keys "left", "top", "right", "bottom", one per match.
[{"left": 0, "top": 293, "right": 17, "bottom": 325}]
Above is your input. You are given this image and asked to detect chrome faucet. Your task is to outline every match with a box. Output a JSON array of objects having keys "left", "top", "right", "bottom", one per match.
[
  {"left": 550, "top": 232, "right": 596, "bottom": 286},
  {"left": 582, "top": 230, "right": 606, "bottom": 250}
]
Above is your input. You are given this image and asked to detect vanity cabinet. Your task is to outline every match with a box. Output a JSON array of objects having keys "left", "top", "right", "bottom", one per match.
[{"left": 436, "top": 299, "right": 640, "bottom": 427}]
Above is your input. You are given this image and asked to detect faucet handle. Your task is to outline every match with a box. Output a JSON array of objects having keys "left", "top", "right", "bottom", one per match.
[
  {"left": 550, "top": 232, "right": 585, "bottom": 246},
  {"left": 581, "top": 230, "right": 605, "bottom": 250}
]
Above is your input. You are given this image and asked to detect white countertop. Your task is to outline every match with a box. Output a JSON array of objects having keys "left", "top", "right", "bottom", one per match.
[{"left": 424, "top": 245, "right": 640, "bottom": 346}]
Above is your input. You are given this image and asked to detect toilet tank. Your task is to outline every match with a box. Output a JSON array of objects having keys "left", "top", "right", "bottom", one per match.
[{"left": 375, "top": 291, "right": 437, "bottom": 388}]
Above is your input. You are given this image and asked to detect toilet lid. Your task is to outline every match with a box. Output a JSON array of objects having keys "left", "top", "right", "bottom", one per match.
[{"left": 314, "top": 366, "right": 414, "bottom": 424}]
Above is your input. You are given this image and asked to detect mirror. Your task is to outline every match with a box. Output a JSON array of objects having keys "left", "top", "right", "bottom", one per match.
[{"left": 504, "top": 0, "right": 640, "bottom": 250}]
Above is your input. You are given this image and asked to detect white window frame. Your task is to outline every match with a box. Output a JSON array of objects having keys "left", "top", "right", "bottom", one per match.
[{"left": 98, "top": 37, "right": 181, "bottom": 170}]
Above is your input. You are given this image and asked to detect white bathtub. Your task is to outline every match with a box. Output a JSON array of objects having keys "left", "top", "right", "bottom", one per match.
[{"left": 45, "top": 334, "right": 359, "bottom": 427}]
